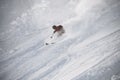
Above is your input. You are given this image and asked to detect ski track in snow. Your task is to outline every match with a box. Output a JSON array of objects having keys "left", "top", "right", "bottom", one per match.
[{"left": 0, "top": 0, "right": 120, "bottom": 80}]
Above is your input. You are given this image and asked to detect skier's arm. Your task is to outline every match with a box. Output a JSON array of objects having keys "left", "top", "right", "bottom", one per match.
[{"left": 53, "top": 31, "right": 56, "bottom": 33}]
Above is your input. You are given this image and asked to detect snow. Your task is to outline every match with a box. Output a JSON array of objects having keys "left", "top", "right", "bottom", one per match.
[{"left": 0, "top": 0, "right": 120, "bottom": 80}]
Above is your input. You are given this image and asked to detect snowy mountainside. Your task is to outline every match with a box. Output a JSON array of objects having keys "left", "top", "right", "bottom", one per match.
[{"left": 0, "top": 0, "right": 120, "bottom": 80}]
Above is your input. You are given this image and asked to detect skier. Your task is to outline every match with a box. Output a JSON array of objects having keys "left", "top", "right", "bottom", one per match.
[
  {"left": 45, "top": 25, "right": 65, "bottom": 45},
  {"left": 51, "top": 25, "right": 65, "bottom": 38}
]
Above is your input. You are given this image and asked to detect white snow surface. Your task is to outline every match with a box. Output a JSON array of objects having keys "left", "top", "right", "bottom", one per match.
[{"left": 0, "top": 0, "right": 120, "bottom": 80}]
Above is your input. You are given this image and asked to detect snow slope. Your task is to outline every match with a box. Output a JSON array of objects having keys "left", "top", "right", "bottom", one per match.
[{"left": 0, "top": 0, "right": 120, "bottom": 80}]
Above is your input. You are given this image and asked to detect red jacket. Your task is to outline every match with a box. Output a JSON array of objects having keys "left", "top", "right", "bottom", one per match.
[{"left": 53, "top": 26, "right": 63, "bottom": 33}]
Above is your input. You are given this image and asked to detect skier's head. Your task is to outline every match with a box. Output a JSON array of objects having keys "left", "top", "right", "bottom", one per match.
[{"left": 52, "top": 25, "right": 57, "bottom": 29}]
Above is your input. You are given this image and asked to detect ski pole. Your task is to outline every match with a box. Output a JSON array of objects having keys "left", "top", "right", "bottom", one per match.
[{"left": 50, "top": 33, "right": 54, "bottom": 38}]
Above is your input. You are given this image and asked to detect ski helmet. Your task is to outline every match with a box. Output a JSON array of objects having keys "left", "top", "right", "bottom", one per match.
[{"left": 52, "top": 25, "right": 56, "bottom": 29}]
